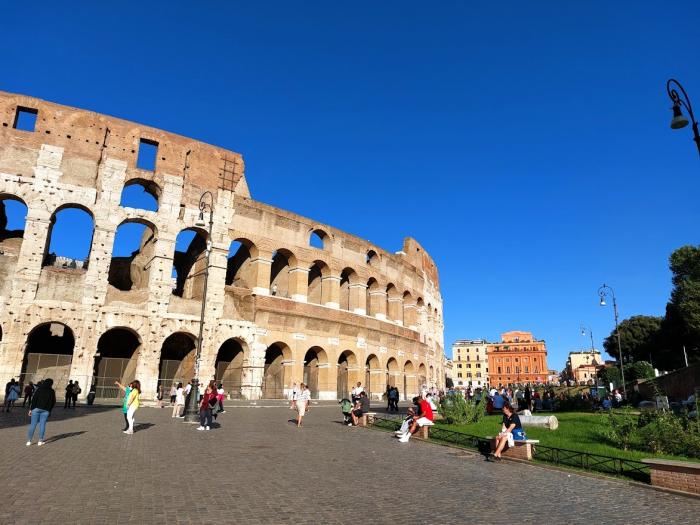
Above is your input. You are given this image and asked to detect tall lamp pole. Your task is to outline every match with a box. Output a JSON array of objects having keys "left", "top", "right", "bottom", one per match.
[
  {"left": 580, "top": 325, "right": 597, "bottom": 386},
  {"left": 666, "top": 78, "right": 700, "bottom": 157},
  {"left": 598, "top": 284, "right": 626, "bottom": 399},
  {"left": 183, "top": 191, "right": 215, "bottom": 423}
]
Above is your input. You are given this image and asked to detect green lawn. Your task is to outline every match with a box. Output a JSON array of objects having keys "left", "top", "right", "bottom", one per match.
[{"left": 434, "top": 412, "right": 699, "bottom": 463}]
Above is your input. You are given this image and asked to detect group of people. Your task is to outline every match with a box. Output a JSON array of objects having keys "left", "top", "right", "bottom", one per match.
[
  {"left": 63, "top": 380, "right": 82, "bottom": 409},
  {"left": 385, "top": 386, "right": 400, "bottom": 412}
]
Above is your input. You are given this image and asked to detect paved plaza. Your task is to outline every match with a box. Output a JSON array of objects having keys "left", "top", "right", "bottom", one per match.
[{"left": 0, "top": 403, "right": 697, "bottom": 524}]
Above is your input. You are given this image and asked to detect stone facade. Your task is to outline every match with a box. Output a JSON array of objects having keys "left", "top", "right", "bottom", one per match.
[
  {"left": 487, "top": 331, "right": 548, "bottom": 387},
  {"left": 0, "top": 91, "right": 444, "bottom": 401}
]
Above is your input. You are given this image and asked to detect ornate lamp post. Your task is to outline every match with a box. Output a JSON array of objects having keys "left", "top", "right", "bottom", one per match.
[
  {"left": 598, "top": 284, "right": 626, "bottom": 399},
  {"left": 666, "top": 78, "right": 700, "bottom": 157},
  {"left": 580, "top": 324, "right": 598, "bottom": 386},
  {"left": 183, "top": 191, "right": 215, "bottom": 423}
]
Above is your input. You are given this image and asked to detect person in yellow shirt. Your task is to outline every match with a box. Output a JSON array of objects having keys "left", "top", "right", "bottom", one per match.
[{"left": 123, "top": 380, "right": 141, "bottom": 435}]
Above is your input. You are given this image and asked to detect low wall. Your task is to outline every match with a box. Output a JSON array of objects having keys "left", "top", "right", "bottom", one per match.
[{"left": 637, "top": 364, "right": 700, "bottom": 401}]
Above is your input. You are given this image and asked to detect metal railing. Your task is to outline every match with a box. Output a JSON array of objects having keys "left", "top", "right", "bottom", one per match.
[{"left": 369, "top": 416, "right": 650, "bottom": 483}]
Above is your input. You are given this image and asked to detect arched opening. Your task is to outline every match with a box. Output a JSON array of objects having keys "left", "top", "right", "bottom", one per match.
[
  {"left": 365, "top": 354, "right": 381, "bottom": 400},
  {"left": 92, "top": 328, "right": 141, "bottom": 399},
  {"left": 42, "top": 205, "right": 94, "bottom": 269},
  {"left": 337, "top": 350, "right": 357, "bottom": 400},
  {"left": 309, "top": 229, "right": 328, "bottom": 250},
  {"left": 158, "top": 332, "right": 196, "bottom": 393},
  {"left": 270, "top": 249, "right": 295, "bottom": 298},
  {"left": 304, "top": 346, "right": 327, "bottom": 399},
  {"left": 339, "top": 267, "right": 357, "bottom": 311},
  {"left": 418, "top": 363, "right": 427, "bottom": 391},
  {"left": 20, "top": 322, "right": 75, "bottom": 395},
  {"left": 307, "top": 260, "right": 329, "bottom": 305},
  {"left": 119, "top": 179, "right": 160, "bottom": 212},
  {"left": 0, "top": 194, "right": 27, "bottom": 252},
  {"left": 429, "top": 365, "right": 435, "bottom": 386},
  {"left": 108, "top": 220, "right": 157, "bottom": 292},
  {"left": 416, "top": 297, "right": 425, "bottom": 330},
  {"left": 366, "top": 278, "right": 381, "bottom": 317},
  {"left": 171, "top": 228, "right": 208, "bottom": 298},
  {"left": 403, "top": 360, "right": 415, "bottom": 401},
  {"left": 402, "top": 291, "right": 415, "bottom": 327},
  {"left": 386, "top": 357, "right": 399, "bottom": 396},
  {"left": 386, "top": 283, "right": 401, "bottom": 322},
  {"left": 262, "top": 342, "right": 291, "bottom": 399},
  {"left": 366, "top": 249, "right": 378, "bottom": 267},
  {"left": 215, "top": 338, "right": 245, "bottom": 399},
  {"left": 226, "top": 239, "right": 256, "bottom": 288}
]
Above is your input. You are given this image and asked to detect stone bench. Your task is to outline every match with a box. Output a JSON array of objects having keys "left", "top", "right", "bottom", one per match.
[
  {"left": 642, "top": 459, "right": 700, "bottom": 495},
  {"left": 487, "top": 436, "right": 540, "bottom": 460}
]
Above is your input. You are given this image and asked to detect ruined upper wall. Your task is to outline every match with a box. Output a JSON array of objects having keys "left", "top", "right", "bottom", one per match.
[{"left": 0, "top": 91, "right": 245, "bottom": 205}]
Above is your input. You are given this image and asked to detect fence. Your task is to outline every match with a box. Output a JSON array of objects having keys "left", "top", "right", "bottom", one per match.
[{"left": 370, "top": 416, "right": 650, "bottom": 483}]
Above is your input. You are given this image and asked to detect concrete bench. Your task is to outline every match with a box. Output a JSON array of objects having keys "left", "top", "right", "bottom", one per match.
[
  {"left": 642, "top": 459, "right": 700, "bottom": 495},
  {"left": 488, "top": 436, "right": 540, "bottom": 460}
]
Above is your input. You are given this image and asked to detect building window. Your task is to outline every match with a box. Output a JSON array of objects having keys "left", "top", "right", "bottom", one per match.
[
  {"left": 525, "top": 366, "right": 529, "bottom": 373},
  {"left": 476, "top": 363, "right": 481, "bottom": 368},
  {"left": 467, "top": 373, "right": 472, "bottom": 378},
  {"left": 14, "top": 107, "right": 38, "bottom": 132},
  {"left": 476, "top": 373, "right": 481, "bottom": 378},
  {"left": 457, "top": 364, "right": 462, "bottom": 368},
  {"left": 497, "top": 367, "right": 501, "bottom": 374},
  {"left": 506, "top": 367, "right": 511, "bottom": 374},
  {"left": 137, "top": 138, "right": 159, "bottom": 171}
]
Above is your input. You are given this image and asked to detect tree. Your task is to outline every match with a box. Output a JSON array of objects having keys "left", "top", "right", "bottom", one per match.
[
  {"left": 623, "top": 361, "right": 655, "bottom": 382},
  {"left": 598, "top": 366, "right": 621, "bottom": 388},
  {"left": 603, "top": 315, "right": 663, "bottom": 363}
]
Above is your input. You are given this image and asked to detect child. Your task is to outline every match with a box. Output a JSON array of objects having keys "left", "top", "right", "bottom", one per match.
[{"left": 339, "top": 398, "right": 353, "bottom": 425}]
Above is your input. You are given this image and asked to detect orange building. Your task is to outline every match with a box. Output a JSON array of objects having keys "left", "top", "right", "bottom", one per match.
[{"left": 487, "top": 331, "right": 548, "bottom": 387}]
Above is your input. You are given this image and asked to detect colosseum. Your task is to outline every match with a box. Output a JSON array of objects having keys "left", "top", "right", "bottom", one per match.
[{"left": 0, "top": 90, "right": 444, "bottom": 402}]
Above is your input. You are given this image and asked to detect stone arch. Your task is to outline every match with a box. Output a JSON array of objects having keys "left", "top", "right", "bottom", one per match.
[
  {"left": 270, "top": 248, "right": 296, "bottom": 298},
  {"left": 226, "top": 238, "right": 258, "bottom": 288},
  {"left": 215, "top": 337, "right": 246, "bottom": 399},
  {"left": 157, "top": 332, "right": 197, "bottom": 391},
  {"left": 418, "top": 363, "right": 427, "bottom": 390},
  {"left": 20, "top": 322, "right": 75, "bottom": 395},
  {"left": 92, "top": 327, "right": 142, "bottom": 398},
  {"left": 402, "top": 291, "right": 416, "bottom": 328},
  {"left": 403, "top": 360, "right": 416, "bottom": 401},
  {"left": 263, "top": 341, "right": 292, "bottom": 399},
  {"left": 0, "top": 192, "right": 27, "bottom": 245},
  {"left": 307, "top": 260, "right": 330, "bottom": 305},
  {"left": 108, "top": 218, "right": 157, "bottom": 293},
  {"left": 386, "top": 283, "right": 401, "bottom": 322},
  {"left": 42, "top": 204, "right": 95, "bottom": 269},
  {"left": 365, "top": 249, "right": 379, "bottom": 267},
  {"left": 303, "top": 346, "right": 329, "bottom": 399},
  {"left": 339, "top": 267, "right": 359, "bottom": 311},
  {"left": 386, "top": 356, "right": 399, "bottom": 395},
  {"left": 172, "top": 227, "right": 208, "bottom": 298},
  {"left": 119, "top": 178, "right": 160, "bottom": 212},
  {"left": 337, "top": 349, "right": 359, "bottom": 399},
  {"left": 308, "top": 228, "right": 330, "bottom": 250},
  {"left": 365, "top": 353, "right": 382, "bottom": 400},
  {"left": 366, "top": 277, "right": 382, "bottom": 317}
]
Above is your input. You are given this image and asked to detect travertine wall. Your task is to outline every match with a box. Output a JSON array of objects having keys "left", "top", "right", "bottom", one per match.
[{"left": 0, "top": 91, "right": 444, "bottom": 400}]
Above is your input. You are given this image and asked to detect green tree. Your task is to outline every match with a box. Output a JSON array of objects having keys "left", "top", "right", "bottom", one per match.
[
  {"left": 598, "top": 366, "right": 621, "bottom": 388},
  {"left": 623, "top": 361, "right": 655, "bottom": 382},
  {"left": 603, "top": 315, "right": 663, "bottom": 363}
]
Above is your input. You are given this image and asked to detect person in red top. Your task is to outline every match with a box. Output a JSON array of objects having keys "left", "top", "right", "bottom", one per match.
[
  {"left": 398, "top": 396, "right": 435, "bottom": 443},
  {"left": 197, "top": 385, "right": 216, "bottom": 431}
]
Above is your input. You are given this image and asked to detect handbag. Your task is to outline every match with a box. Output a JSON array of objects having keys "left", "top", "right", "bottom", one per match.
[{"left": 207, "top": 395, "right": 218, "bottom": 408}]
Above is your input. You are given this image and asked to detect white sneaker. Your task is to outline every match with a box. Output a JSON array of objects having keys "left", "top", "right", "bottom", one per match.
[
  {"left": 37, "top": 441, "right": 45, "bottom": 446},
  {"left": 205, "top": 426, "right": 210, "bottom": 431},
  {"left": 196, "top": 426, "right": 205, "bottom": 430},
  {"left": 398, "top": 434, "right": 410, "bottom": 443},
  {"left": 26, "top": 441, "right": 31, "bottom": 446}
]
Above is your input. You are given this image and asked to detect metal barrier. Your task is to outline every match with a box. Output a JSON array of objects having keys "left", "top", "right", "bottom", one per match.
[{"left": 370, "top": 416, "right": 650, "bottom": 483}]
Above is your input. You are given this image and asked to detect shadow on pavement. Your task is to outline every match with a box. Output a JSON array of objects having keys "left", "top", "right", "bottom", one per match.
[
  {"left": 0, "top": 406, "right": 118, "bottom": 430},
  {"left": 45, "top": 431, "right": 86, "bottom": 443}
]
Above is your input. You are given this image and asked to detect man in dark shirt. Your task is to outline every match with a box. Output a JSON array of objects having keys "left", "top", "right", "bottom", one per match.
[{"left": 350, "top": 391, "right": 371, "bottom": 426}]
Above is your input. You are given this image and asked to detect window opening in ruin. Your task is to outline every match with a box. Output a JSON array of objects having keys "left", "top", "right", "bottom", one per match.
[
  {"left": 215, "top": 339, "right": 245, "bottom": 399},
  {"left": 262, "top": 343, "right": 290, "bottom": 399},
  {"left": 339, "top": 267, "right": 356, "bottom": 311},
  {"left": 337, "top": 350, "right": 356, "bottom": 400},
  {"left": 20, "top": 323, "right": 75, "bottom": 395},
  {"left": 120, "top": 180, "right": 159, "bottom": 212},
  {"left": 13, "top": 107, "right": 38, "bottom": 132},
  {"left": 366, "top": 278, "right": 379, "bottom": 317},
  {"left": 108, "top": 221, "right": 156, "bottom": 292},
  {"left": 136, "top": 138, "right": 158, "bottom": 171},
  {"left": 366, "top": 250, "right": 378, "bottom": 266},
  {"left": 307, "top": 261, "right": 327, "bottom": 305},
  {"left": 309, "top": 229, "right": 327, "bottom": 249},
  {"left": 303, "top": 347, "right": 326, "bottom": 399},
  {"left": 226, "top": 240, "right": 253, "bottom": 288},
  {"left": 42, "top": 206, "right": 94, "bottom": 269},
  {"left": 92, "top": 328, "right": 141, "bottom": 398},
  {"left": 270, "top": 250, "right": 293, "bottom": 298},
  {"left": 158, "top": 332, "right": 196, "bottom": 393},
  {"left": 366, "top": 354, "right": 380, "bottom": 399},
  {"left": 171, "top": 228, "right": 207, "bottom": 298},
  {"left": 386, "top": 284, "right": 400, "bottom": 321},
  {"left": 0, "top": 196, "right": 27, "bottom": 256}
]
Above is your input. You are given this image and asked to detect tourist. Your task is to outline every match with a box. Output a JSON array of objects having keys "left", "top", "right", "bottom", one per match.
[
  {"left": 216, "top": 383, "right": 226, "bottom": 414},
  {"left": 398, "top": 396, "right": 434, "bottom": 442},
  {"left": 339, "top": 397, "right": 353, "bottom": 425},
  {"left": 296, "top": 382, "right": 310, "bottom": 427},
  {"left": 385, "top": 385, "right": 391, "bottom": 411},
  {"left": 4, "top": 378, "right": 20, "bottom": 412},
  {"left": 172, "top": 382, "right": 185, "bottom": 418},
  {"left": 490, "top": 401, "right": 526, "bottom": 461},
  {"left": 197, "top": 384, "right": 217, "bottom": 431},
  {"left": 22, "top": 382, "right": 35, "bottom": 408},
  {"left": 351, "top": 382, "right": 364, "bottom": 403},
  {"left": 71, "top": 380, "right": 81, "bottom": 408},
  {"left": 492, "top": 389, "right": 505, "bottom": 412},
  {"left": 601, "top": 396, "right": 612, "bottom": 411},
  {"left": 115, "top": 380, "right": 132, "bottom": 431},
  {"left": 156, "top": 384, "right": 164, "bottom": 408},
  {"left": 524, "top": 385, "right": 532, "bottom": 411},
  {"left": 64, "top": 380, "right": 74, "bottom": 409},
  {"left": 124, "top": 380, "right": 141, "bottom": 435},
  {"left": 351, "top": 391, "right": 370, "bottom": 426},
  {"left": 389, "top": 386, "right": 399, "bottom": 412},
  {"left": 290, "top": 382, "right": 298, "bottom": 410},
  {"left": 26, "top": 378, "right": 56, "bottom": 446},
  {"left": 394, "top": 406, "right": 416, "bottom": 437},
  {"left": 170, "top": 383, "right": 177, "bottom": 405}
]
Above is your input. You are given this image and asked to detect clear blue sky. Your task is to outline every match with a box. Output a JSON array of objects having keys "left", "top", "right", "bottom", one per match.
[{"left": 3, "top": 2, "right": 700, "bottom": 371}]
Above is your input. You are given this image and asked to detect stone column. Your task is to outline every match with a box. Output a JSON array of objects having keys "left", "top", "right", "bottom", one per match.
[
  {"left": 288, "top": 267, "right": 309, "bottom": 302},
  {"left": 321, "top": 275, "right": 340, "bottom": 309},
  {"left": 403, "top": 302, "right": 417, "bottom": 330},
  {"left": 250, "top": 255, "right": 272, "bottom": 296},
  {"left": 349, "top": 283, "right": 366, "bottom": 315},
  {"left": 387, "top": 297, "right": 403, "bottom": 325},
  {"left": 369, "top": 290, "right": 387, "bottom": 320}
]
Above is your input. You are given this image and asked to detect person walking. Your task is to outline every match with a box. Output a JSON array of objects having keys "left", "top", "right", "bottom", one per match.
[
  {"left": 22, "top": 382, "right": 34, "bottom": 408},
  {"left": 64, "top": 380, "right": 74, "bottom": 409},
  {"left": 4, "top": 379, "right": 20, "bottom": 412},
  {"left": 26, "top": 378, "right": 56, "bottom": 446},
  {"left": 197, "top": 384, "right": 216, "bottom": 431},
  {"left": 216, "top": 383, "right": 225, "bottom": 415},
  {"left": 296, "top": 383, "right": 311, "bottom": 428},
  {"left": 71, "top": 380, "right": 81, "bottom": 408},
  {"left": 124, "top": 380, "right": 141, "bottom": 435},
  {"left": 172, "top": 382, "right": 185, "bottom": 418},
  {"left": 289, "top": 382, "right": 298, "bottom": 410},
  {"left": 115, "top": 380, "right": 132, "bottom": 431},
  {"left": 169, "top": 383, "right": 177, "bottom": 405}
]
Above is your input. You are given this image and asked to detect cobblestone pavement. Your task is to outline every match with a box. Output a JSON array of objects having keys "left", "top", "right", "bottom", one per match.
[{"left": 0, "top": 404, "right": 697, "bottom": 524}]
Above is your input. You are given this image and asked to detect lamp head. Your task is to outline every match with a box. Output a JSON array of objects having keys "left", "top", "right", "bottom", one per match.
[
  {"left": 670, "top": 103, "right": 689, "bottom": 129},
  {"left": 195, "top": 210, "right": 206, "bottom": 228},
  {"left": 599, "top": 296, "right": 606, "bottom": 307}
]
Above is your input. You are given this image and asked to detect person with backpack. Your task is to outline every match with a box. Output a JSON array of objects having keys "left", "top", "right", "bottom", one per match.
[
  {"left": 70, "top": 381, "right": 81, "bottom": 408},
  {"left": 4, "top": 378, "right": 20, "bottom": 412},
  {"left": 197, "top": 384, "right": 217, "bottom": 431},
  {"left": 339, "top": 397, "right": 353, "bottom": 425},
  {"left": 26, "top": 378, "right": 56, "bottom": 446}
]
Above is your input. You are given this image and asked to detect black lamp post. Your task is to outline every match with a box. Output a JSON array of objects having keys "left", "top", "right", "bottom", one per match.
[
  {"left": 598, "top": 284, "right": 626, "bottom": 399},
  {"left": 183, "top": 191, "right": 215, "bottom": 423},
  {"left": 666, "top": 78, "right": 700, "bottom": 157}
]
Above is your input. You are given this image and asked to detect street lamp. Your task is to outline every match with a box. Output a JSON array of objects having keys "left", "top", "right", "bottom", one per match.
[
  {"left": 580, "top": 324, "right": 598, "bottom": 386},
  {"left": 666, "top": 78, "right": 700, "bottom": 157},
  {"left": 183, "top": 191, "right": 215, "bottom": 423},
  {"left": 598, "top": 284, "right": 626, "bottom": 399}
]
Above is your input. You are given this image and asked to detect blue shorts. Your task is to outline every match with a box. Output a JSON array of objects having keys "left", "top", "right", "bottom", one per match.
[{"left": 512, "top": 428, "right": 526, "bottom": 441}]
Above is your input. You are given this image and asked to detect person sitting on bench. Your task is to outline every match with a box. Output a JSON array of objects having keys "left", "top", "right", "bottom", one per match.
[
  {"left": 398, "top": 396, "right": 434, "bottom": 443},
  {"left": 350, "top": 391, "right": 370, "bottom": 426},
  {"left": 491, "top": 401, "right": 526, "bottom": 460}
]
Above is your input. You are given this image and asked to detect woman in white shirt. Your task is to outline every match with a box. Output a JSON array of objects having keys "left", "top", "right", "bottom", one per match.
[
  {"left": 296, "top": 383, "right": 311, "bottom": 427},
  {"left": 172, "top": 382, "right": 185, "bottom": 418}
]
